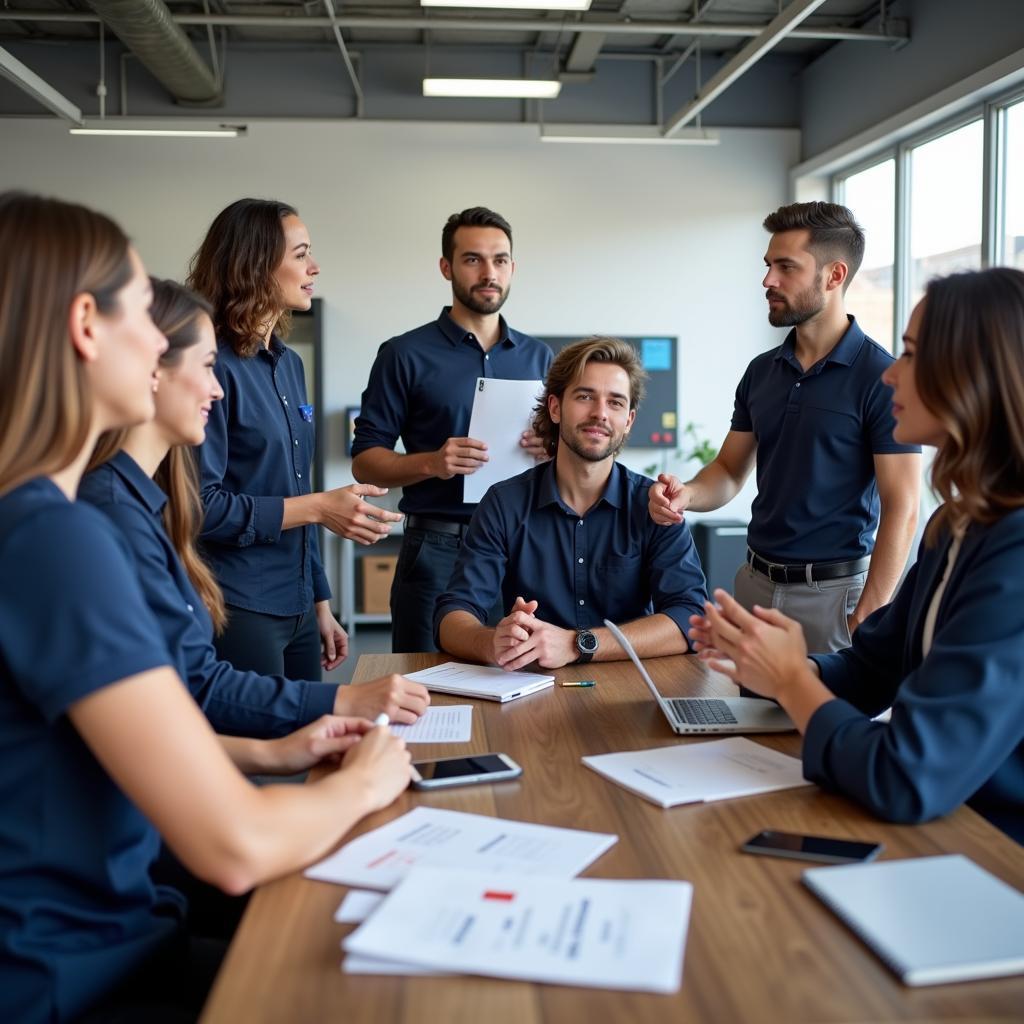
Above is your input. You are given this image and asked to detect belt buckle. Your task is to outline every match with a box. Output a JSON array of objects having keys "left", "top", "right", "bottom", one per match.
[{"left": 768, "top": 563, "right": 788, "bottom": 584}]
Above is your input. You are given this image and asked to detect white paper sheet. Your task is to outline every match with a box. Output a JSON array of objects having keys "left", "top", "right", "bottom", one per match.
[
  {"left": 464, "top": 377, "right": 544, "bottom": 503},
  {"left": 344, "top": 866, "right": 691, "bottom": 993},
  {"left": 305, "top": 806, "right": 617, "bottom": 890},
  {"left": 582, "top": 737, "right": 811, "bottom": 809},
  {"left": 334, "top": 889, "right": 385, "bottom": 923},
  {"left": 404, "top": 662, "right": 553, "bottom": 703},
  {"left": 343, "top": 955, "right": 446, "bottom": 976},
  {"left": 388, "top": 705, "right": 472, "bottom": 743}
]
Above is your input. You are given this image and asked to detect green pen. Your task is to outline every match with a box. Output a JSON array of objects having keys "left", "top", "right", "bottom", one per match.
[{"left": 561, "top": 680, "right": 596, "bottom": 688}]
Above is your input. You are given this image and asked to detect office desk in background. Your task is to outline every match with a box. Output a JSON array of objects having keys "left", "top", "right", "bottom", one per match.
[{"left": 201, "top": 654, "right": 1024, "bottom": 1024}]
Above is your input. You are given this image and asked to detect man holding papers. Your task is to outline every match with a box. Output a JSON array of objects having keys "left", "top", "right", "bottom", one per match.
[
  {"left": 352, "top": 207, "right": 552, "bottom": 652},
  {"left": 436, "top": 338, "right": 707, "bottom": 668}
]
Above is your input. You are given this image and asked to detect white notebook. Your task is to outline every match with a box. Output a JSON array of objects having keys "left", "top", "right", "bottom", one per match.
[
  {"left": 803, "top": 855, "right": 1024, "bottom": 986},
  {"left": 404, "top": 662, "right": 554, "bottom": 702}
]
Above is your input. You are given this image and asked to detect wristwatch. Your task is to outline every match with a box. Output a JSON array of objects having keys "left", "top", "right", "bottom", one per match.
[{"left": 574, "top": 629, "right": 599, "bottom": 664}]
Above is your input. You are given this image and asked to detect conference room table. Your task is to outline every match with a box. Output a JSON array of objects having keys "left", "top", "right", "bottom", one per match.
[{"left": 200, "top": 653, "right": 1024, "bottom": 1023}]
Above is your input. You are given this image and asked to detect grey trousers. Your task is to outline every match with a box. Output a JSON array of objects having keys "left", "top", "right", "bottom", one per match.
[{"left": 732, "top": 561, "right": 867, "bottom": 655}]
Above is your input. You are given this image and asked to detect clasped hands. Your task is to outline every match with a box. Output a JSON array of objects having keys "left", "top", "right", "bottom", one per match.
[{"left": 492, "top": 596, "right": 577, "bottom": 671}]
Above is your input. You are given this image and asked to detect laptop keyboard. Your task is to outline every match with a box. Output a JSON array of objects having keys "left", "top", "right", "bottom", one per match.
[{"left": 668, "top": 699, "right": 739, "bottom": 726}]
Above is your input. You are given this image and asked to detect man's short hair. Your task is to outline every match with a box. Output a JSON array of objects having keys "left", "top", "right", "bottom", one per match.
[
  {"left": 441, "top": 207, "right": 513, "bottom": 263},
  {"left": 531, "top": 337, "right": 647, "bottom": 456},
  {"left": 763, "top": 201, "right": 865, "bottom": 287}
]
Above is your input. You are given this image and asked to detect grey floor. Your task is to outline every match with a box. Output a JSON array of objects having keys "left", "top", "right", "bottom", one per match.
[{"left": 323, "top": 624, "right": 394, "bottom": 686}]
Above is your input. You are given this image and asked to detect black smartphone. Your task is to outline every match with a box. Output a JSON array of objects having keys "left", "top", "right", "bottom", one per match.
[
  {"left": 410, "top": 753, "right": 522, "bottom": 790},
  {"left": 740, "top": 829, "right": 883, "bottom": 864}
]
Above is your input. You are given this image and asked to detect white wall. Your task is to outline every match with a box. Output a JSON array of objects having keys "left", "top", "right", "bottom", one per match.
[{"left": 1, "top": 118, "right": 798, "bottom": 576}]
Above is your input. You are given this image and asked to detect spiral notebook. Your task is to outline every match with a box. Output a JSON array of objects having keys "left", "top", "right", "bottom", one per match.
[{"left": 803, "top": 855, "right": 1024, "bottom": 986}]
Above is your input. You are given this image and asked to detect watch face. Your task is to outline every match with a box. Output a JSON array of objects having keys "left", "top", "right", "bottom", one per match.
[{"left": 577, "top": 630, "right": 598, "bottom": 653}]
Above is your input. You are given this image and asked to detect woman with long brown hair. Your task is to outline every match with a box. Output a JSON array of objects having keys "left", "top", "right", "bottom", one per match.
[
  {"left": 0, "top": 192, "right": 411, "bottom": 1023},
  {"left": 696, "top": 267, "right": 1024, "bottom": 844},
  {"left": 188, "top": 199, "right": 404, "bottom": 681},
  {"left": 82, "top": 279, "right": 429, "bottom": 737}
]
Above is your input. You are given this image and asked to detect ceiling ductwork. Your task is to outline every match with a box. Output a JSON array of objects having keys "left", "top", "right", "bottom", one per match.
[{"left": 86, "top": 0, "right": 220, "bottom": 106}]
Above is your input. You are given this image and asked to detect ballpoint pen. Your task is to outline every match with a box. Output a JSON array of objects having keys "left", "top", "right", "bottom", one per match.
[{"left": 561, "top": 680, "right": 596, "bottom": 688}]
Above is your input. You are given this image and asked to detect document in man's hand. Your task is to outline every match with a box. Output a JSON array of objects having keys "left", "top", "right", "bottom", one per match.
[
  {"left": 404, "top": 662, "right": 554, "bottom": 702},
  {"left": 582, "top": 737, "right": 811, "bottom": 808},
  {"left": 464, "top": 376, "right": 544, "bottom": 503},
  {"left": 343, "top": 865, "right": 692, "bottom": 993},
  {"left": 305, "top": 806, "right": 617, "bottom": 890},
  {"left": 803, "top": 855, "right": 1024, "bottom": 986}
]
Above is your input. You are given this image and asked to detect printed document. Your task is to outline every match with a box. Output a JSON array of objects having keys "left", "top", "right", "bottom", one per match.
[
  {"left": 344, "top": 866, "right": 692, "bottom": 993},
  {"left": 405, "top": 662, "right": 553, "bottom": 703},
  {"left": 582, "top": 736, "right": 811, "bottom": 808},
  {"left": 305, "top": 806, "right": 617, "bottom": 890},
  {"left": 389, "top": 704, "right": 472, "bottom": 743},
  {"left": 464, "top": 377, "right": 544, "bottom": 503}
]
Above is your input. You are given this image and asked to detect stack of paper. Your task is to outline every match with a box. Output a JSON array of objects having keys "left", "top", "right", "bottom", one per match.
[
  {"left": 405, "top": 662, "right": 554, "bottom": 703},
  {"left": 582, "top": 737, "right": 811, "bottom": 808},
  {"left": 342, "top": 866, "right": 692, "bottom": 992},
  {"left": 305, "top": 806, "right": 617, "bottom": 890}
]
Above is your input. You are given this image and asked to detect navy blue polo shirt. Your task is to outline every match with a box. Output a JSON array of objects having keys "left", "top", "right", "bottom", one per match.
[
  {"left": 731, "top": 317, "right": 920, "bottom": 564},
  {"left": 435, "top": 460, "right": 708, "bottom": 644},
  {"left": 198, "top": 335, "right": 330, "bottom": 615},
  {"left": 0, "top": 479, "right": 183, "bottom": 1024},
  {"left": 80, "top": 452, "right": 337, "bottom": 738},
  {"left": 352, "top": 307, "right": 552, "bottom": 522}
]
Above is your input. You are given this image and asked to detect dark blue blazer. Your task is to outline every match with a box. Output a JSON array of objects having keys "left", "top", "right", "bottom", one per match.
[{"left": 806, "top": 507, "right": 1024, "bottom": 843}]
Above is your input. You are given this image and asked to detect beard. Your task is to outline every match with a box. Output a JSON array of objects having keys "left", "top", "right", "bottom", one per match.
[
  {"left": 766, "top": 282, "right": 825, "bottom": 327},
  {"left": 452, "top": 277, "right": 510, "bottom": 315},
  {"left": 560, "top": 421, "right": 628, "bottom": 463}
]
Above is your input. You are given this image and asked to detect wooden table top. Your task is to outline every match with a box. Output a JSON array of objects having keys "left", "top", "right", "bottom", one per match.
[{"left": 201, "top": 653, "right": 1024, "bottom": 1024}]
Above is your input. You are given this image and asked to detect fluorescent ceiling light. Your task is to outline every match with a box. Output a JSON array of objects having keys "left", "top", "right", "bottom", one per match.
[
  {"left": 424, "top": 78, "right": 561, "bottom": 99},
  {"left": 540, "top": 124, "right": 719, "bottom": 145},
  {"left": 422, "top": 0, "right": 590, "bottom": 8},
  {"left": 70, "top": 124, "right": 245, "bottom": 138}
]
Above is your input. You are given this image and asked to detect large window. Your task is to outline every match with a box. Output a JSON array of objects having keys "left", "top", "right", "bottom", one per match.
[
  {"left": 1002, "top": 98, "right": 1024, "bottom": 270},
  {"left": 909, "top": 120, "right": 984, "bottom": 307},
  {"left": 841, "top": 159, "right": 895, "bottom": 349}
]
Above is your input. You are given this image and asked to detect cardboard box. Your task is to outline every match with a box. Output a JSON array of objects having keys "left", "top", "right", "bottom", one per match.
[{"left": 360, "top": 554, "right": 398, "bottom": 614}]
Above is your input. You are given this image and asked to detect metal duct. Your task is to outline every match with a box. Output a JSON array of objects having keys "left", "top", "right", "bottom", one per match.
[{"left": 87, "top": 0, "right": 220, "bottom": 106}]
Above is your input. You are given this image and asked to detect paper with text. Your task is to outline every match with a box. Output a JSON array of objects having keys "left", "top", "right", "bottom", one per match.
[
  {"left": 389, "top": 704, "right": 472, "bottom": 743},
  {"left": 582, "top": 736, "right": 811, "bottom": 809},
  {"left": 464, "top": 377, "right": 544, "bottom": 503},
  {"left": 405, "top": 662, "right": 553, "bottom": 702},
  {"left": 305, "top": 806, "right": 617, "bottom": 890},
  {"left": 344, "top": 866, "right": 691, "bottom": 993}
]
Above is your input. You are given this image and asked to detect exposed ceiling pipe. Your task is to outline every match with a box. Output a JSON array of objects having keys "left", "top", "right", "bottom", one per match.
[
  {"left": 0, "top": 10, "right": 908, "bottom": 44},
  {"left": 85, "top": 0, "right": 221, "bottom": 106},
  {"left": 663, "top": 0, "right": 828, "bottom": 135},
  {"left": 0, "top": 45, "right": 82, "bottom": 123}
]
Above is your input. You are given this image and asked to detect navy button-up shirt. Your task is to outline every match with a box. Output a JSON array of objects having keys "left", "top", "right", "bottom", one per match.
[
  {"left": 198, "top": 335, "right": 330, "bottom": 615},
  {"left": 0, "top": 479, "right": 181, "bottom": 1024},
  {"left": 80, "top": 452, "right": 337, "bottom": 738},
  {"left": 353, "top": 307, "right": 552, "bottom": 522},
  {"left": 435, "top": 460, "right": 708, "bottom": 644},
  {"left": 731, "top": 316, "right": 920, "bottom": 564}
]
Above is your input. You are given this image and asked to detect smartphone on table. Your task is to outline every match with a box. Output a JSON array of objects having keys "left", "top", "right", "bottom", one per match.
[
  {"left": 410, "top": 752, "right": 523, "bottom": 790},
  {"left": 740, "top": 830, "right": 883, "bottom": 864}
]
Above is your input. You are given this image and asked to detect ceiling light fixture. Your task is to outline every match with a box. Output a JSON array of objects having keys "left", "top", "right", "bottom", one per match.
[
  {"left": 69, "top": 123, "right": 246, "bottom": 138},
  {"left": 539, "top": 124, "right": 720, "bottom": 145},
  {"left": 424, "top": 78, "right": 561, "bottom": 98},
  {"left": 422, "top": 0, "right": 590, "bottom": 9}
]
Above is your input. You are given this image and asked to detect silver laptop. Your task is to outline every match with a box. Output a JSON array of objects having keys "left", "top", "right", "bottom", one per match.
[{"left": 603, "top": 619, "right": 794, "bottom": 734}]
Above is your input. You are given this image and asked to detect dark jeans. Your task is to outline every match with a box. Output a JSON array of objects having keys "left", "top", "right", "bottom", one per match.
[
  {"left": 390, "top": 527, "right": 502, "bottom": 653},
  {"left": 215, "top": 604, "right": 321, "bottom": 680}
]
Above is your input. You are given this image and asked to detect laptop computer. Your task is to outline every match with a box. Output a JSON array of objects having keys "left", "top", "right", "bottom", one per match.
[{"left": 603, "top": 619, "right": 794, "bottom": 734}]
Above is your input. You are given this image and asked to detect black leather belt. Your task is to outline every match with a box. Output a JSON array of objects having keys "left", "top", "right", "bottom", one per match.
[
  {"left": 747, "top": 548, "right": 870, "bottom": 584},
  {"left": 405, "top": 514, "right": 468, "bottom": 538}
]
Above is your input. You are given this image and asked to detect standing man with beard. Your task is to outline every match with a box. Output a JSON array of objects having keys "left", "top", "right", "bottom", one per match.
[
  {"left": 352, "top": 208, "right": 552, "bottom": 652},
  {"left": 436, "top": 338, "right": 707, "bottom": 669},
  {"left": 649, "top": 202, "right": 921, "bottom": 654}
]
